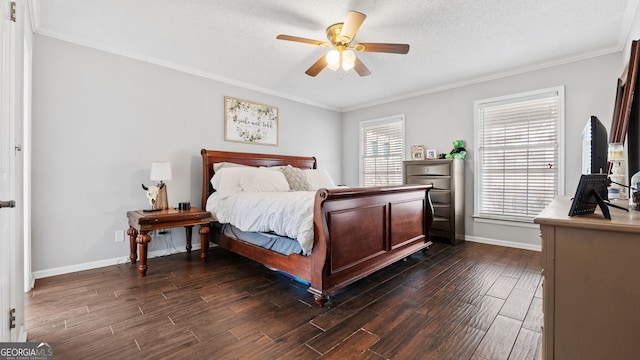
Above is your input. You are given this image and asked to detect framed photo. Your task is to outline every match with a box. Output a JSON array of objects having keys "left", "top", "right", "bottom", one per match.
[
  {"left": 426, "top": 149, "right": 437, "bottom": 159},
  {"left": 224, "top": 96, "right": 279, "bottom": 146},
  {"left": 411, "top": 145, "right": 425, "bottom": 160}
]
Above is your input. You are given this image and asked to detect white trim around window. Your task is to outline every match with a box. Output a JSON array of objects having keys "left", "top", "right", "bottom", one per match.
[
  {"left": 359, "top": 115, "right": 405, "bottom": 187},
  {"left": 474, "top": 86, "right": 565, "bottom": 224}
]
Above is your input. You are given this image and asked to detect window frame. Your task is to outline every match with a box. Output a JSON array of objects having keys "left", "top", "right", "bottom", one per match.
[
  {"left": 359, "top": 114, "right": 406, "bottom": 187},
  {"left": 473, "top": 86, "right": 565, "bottom": 224}
]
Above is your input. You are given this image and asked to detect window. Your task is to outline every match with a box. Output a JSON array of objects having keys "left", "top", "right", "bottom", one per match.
[
  {"left": 474, "top": 87, "right": 564, "bottom": 223},
  {"left": 360, "top": 115, "right": 405, "bottom": 186}
]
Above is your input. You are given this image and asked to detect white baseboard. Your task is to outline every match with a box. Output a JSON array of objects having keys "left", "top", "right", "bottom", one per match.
[
  {"left": 17, "top": 326, "right": 27, "bottom": 342},
  {"left": 31, "top": 245, "right": 203, "bottom": 280},
  {"left": 465, "top": 235, "right": 541, "bottom": 252}
]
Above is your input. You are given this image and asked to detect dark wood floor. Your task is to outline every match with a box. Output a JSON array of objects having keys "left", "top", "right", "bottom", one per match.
[{"left": 25, "top": 241, "right": 542, "bottom": 359}]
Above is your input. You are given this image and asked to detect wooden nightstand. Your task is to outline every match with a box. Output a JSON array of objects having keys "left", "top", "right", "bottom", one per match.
[{"left": 127, "top": 208, "right": 212, "bottom": 276}]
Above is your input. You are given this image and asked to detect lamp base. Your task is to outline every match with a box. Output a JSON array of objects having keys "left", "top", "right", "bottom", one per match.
[{"left": 154, "top": 184, "right": 169, "bottom": 210}]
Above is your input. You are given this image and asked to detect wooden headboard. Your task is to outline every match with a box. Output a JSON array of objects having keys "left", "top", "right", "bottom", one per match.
[{"left": 200, "top": 149, "right": 317, "bottom": 210}]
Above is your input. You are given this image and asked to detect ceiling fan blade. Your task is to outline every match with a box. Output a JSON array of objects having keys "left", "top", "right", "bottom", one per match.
[
  {"left": 338, "top": 11, "right": 366, "bottom": 43},
  {"left": 354, "top": 57, "right": 371, "bottom": 77},
  {"left": 305, "top": 55, "right": 328, "bottom": 77},
  {"left": 276, "top": 34, "right": 329, "bottom": 47},
  {"left": 354, "top": 43, "right": 410, "bottom": 54}
]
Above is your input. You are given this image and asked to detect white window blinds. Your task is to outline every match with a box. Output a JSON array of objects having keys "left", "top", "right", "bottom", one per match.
[
  {"left": 475, "top": 87, "right": 564, "bottom": 222},
  {"left": 360, "top": 115, "right": 405, "bottom": 186}
]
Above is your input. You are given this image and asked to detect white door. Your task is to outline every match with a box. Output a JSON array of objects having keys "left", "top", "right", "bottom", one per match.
[
  {"left": 0, "top": 0, "right": 15, "bottom": 341},
  {"left": 1, "top": 0, "right": 25, "bottom": 342}
]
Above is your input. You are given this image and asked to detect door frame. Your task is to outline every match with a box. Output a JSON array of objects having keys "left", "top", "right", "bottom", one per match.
[{"left": 0, "top": 0, "right": 30, "bottom": 342}]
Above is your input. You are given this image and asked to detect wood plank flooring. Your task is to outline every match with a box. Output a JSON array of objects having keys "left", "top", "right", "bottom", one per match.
[{"left": 25, "top": 241, "right": 542, "bottom": 359}]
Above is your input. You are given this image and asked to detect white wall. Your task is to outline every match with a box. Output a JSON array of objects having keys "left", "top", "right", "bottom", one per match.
[
  {"left": 623, "top": 1, "right": 640, "bottom": 62},
  {"left": 31, "top": 35, "right": 342, "bottom": 275},
  {"left": 342, "top": 53, "right": 622, "bottom": 248}
]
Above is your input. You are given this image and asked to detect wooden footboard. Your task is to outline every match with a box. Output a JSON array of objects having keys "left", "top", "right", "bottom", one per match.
[{"left": 309, "top": 185, "right": 433, "bottom": 305}]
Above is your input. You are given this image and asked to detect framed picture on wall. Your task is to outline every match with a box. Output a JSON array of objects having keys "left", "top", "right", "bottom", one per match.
[
  {"left": 224, "top": 96, "right": 279, "bottom": 146},
  {"left": 411, "top": 145, "right": 425, "bottom": 160}
]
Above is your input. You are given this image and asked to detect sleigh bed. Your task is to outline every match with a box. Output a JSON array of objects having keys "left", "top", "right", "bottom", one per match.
[{"left": 200, "top": 149, "right": 434, "bottom": 305}]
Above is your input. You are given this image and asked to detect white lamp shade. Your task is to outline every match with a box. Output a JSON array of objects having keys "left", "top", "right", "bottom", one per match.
[
  {"left": 150, "top": 162, "right": 172, "bottom": 181},
  {"left": 326, "top": 50, "right": 341, "bottom": 71},
  {"left": 342, "top": 50, "right": 356, "bottom": 71}
]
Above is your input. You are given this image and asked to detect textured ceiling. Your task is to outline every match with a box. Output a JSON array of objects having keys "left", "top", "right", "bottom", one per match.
[{"left": 32, "top": 0, "right": 638, "bottom": 110}]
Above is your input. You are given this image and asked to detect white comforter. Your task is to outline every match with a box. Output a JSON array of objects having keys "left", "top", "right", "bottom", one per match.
[{"left": 206, "top": 191, "right": 316, "bottom": 255}]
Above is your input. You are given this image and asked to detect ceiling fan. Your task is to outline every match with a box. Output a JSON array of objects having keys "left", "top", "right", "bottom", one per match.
[{"left": 276, "top": 10, "right": 410, "bottom": 77}]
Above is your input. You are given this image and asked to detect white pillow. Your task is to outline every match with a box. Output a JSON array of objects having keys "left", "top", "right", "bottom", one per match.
[
  {"left": 240, "top": 169, "right": 290, "bottom": 192},
  {"left": 210, "top": 167, "right": 245, "bottom": 199},
  {"left": 213, "top": 161, "right": 249, "bottom": 172},
  {"left": 305, "top": 169, "right": 337, "bottom": 190},
  {"left": 211, "top": 167, "right": 290, "bottom": 198}
]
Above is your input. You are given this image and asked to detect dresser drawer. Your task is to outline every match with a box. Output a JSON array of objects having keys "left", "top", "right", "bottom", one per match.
[
  {"left": 407, "top": 177, "right": 451, "bottom": 190},
  {"left": 406, "top": 163, "right": 450, "bottom": 176},
  {"left": 433, "top": 205, "right": 451, "bottom": 218},
  {"left": 430, "top": 190, "right": 451, "bottom": 204},
  {"left": 431, "top": 228, "right": 451, "bottom": 238},
  {"left": 432, "top": 218, "right": 451, "bottom": 231}
]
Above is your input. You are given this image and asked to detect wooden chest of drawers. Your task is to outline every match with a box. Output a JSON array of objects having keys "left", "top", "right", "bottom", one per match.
[
  {"left": 403, "top": 159, "right": 464, "bottom": 245},
  {"left": 535, "top": 197, "right": 640, "bottom": 359}
]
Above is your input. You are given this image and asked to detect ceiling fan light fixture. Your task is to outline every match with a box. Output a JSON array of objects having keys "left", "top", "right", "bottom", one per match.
[
  {"left": 342, "top": 50, "right": 356, "bottom": 71},
  {"left": 326, "top": 49, "right": 340, "bottom": 70},
  {"left": 325, "top": 49, "right": 356, "bottom": 73},
  {"left": 277, "top": 11, "right": 407, "bottom": 77},
  {"left": 327, "top": 62, "right": 340, "bottom": 71}
]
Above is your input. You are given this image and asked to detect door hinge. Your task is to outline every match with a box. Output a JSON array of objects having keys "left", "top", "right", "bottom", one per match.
[
  {"left": 10, "top": 2, "right": 16, "bottom": 22},
  {"left": 0, "top": 200, "right": 16, "bottom": 208},
  {"left": 9, "top": 308, "right": 16, "bottom": 329}
]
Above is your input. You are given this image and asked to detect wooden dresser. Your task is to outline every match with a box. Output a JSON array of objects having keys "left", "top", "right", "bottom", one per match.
[
  {"left": 534, "top": 196, "right": 640, "bottom": 360},
  {"left": 403, "top": 159, "right": 464, "bottom": 245}
]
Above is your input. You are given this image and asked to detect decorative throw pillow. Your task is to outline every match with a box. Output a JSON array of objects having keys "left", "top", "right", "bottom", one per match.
[{"left": 280, "top": 165, "right": 312, "bottom": 191}]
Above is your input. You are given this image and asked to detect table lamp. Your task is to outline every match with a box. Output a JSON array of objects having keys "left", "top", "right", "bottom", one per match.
[
  {"left": 607, "top": 143, "right": 626, "bottom": 200},
  {"left": 150, "top": 162, "right": 172, "bottom": 209}
]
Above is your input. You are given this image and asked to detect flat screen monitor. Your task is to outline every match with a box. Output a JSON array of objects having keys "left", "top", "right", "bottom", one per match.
[
  {"left": 568, "top": 174, "right": 611, "bottom": 219},
  {"left": 582, "top": 115, "right": 608, "bottom": 176}
]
